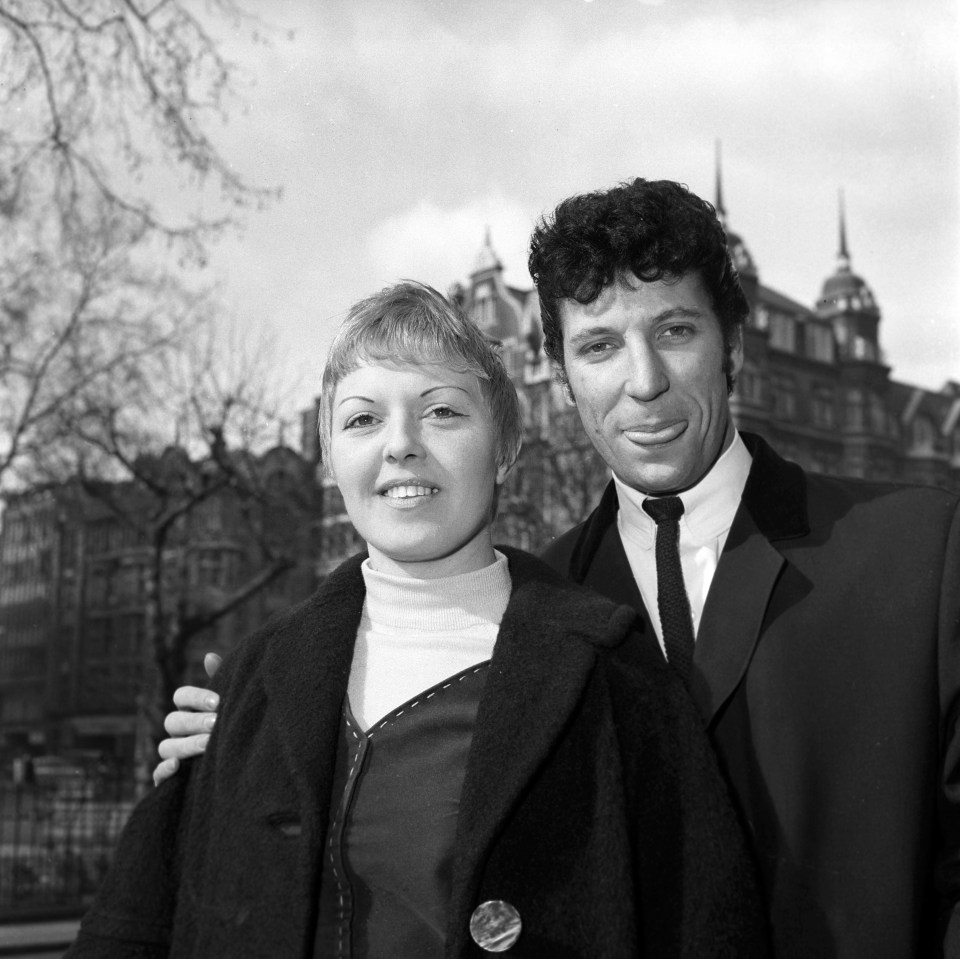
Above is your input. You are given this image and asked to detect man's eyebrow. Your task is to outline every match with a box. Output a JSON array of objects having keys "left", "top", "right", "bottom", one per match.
[
  {"left": 567, "top": 326, "right": 614, "bottom": 348},
  {"left": 653, "top": 307, "right": 705, "bottom": 323},
  {"left": 566, "top": 307, "right": 705, "bottom": 346}
]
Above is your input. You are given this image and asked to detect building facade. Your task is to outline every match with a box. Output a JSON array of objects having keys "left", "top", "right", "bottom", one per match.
[
  {"left": 0, "top": 445, "right": 321, "bottom": 767},
  {"left": 309, "top": 201, "right": 959, "bottom": 576},
  {"left": 725, "top": 188, "right": 960, "bottom": 492},
  {"left": 2, "top": 178, "right": 958, "bottom": 763}
]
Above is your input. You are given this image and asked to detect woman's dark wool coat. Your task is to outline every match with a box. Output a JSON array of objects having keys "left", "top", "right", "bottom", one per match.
[{"left": 67, "top": 548, "right": 768, "bottom": 958}]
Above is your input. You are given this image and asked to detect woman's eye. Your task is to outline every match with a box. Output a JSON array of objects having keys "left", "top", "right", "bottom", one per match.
[
  {"left": 428, "top": 405, "right": 461, "bottom": 419},
  {"left": 344, "top": 412, "right": 376, "bottom": 429}
]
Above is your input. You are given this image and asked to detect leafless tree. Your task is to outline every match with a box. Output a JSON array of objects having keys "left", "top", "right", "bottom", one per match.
[
  {"left": 498, "top": 404, "right": 610, "bottom": 552},
  {"left": 0, "top": 0, "right": 276, "bottom": 253},
  {"left": 1, "top": 200, "right": 198, "bottom": 488},
  {"left": 0, "top": 0, "right": 278, "bottom": 491},
  {"left": 58, "top": 330, "right": 320, "bottom": 781}
]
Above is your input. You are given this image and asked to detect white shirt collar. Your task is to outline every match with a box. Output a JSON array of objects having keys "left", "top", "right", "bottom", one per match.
[{"left": 615, "top": 430, "right": 753, "bottom": 549}]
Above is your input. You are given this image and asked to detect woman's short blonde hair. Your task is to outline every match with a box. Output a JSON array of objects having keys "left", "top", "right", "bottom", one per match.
[{"left": 318, "top": 281, "right": 523, "bottom": 475}]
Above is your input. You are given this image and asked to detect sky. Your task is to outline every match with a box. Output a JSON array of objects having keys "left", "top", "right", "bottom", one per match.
[{"left": 193, "top": 0, "right": 959, "bottom": 416}]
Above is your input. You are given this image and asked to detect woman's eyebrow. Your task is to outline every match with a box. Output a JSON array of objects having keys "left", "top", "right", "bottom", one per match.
[
  {"left": 335, "top": 394, "right": 375, "bottom": 408},
  {"left": 420, "top": 385, "right": 471, "bottom": 398}
]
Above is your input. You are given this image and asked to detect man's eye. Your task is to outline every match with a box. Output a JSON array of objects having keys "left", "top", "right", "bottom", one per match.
[
  {"left": 583, "top": 341, "right": 615, "bottom": 356},
  {"left": 661, "top": 325, "right": 693, "bottom": 340}
]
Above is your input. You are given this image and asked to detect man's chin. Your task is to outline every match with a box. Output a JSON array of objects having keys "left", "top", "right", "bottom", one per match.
[{"left": 616, "top": 464, "right": 687, "bottom": 496}]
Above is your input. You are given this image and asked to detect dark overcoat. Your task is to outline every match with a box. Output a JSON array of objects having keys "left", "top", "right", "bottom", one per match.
[
  {"left": 542, "top": 432, "right": 960, "bottom": 959},
  {"left": 66, "top": 547, "right": 768, "bottom": 958}
]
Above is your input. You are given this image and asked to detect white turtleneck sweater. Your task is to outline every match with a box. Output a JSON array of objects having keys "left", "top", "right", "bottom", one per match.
[{"left": 347, "top": 551, "right": 512, "bottom": 731}]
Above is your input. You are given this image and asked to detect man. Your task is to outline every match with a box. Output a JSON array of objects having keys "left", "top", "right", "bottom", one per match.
[{"left": 158, "top": 179, "right": 960, "bottom": 957}]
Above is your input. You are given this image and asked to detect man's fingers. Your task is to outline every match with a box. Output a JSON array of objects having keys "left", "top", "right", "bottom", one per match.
[
  {"left": 153, "top": 757, "right": 179, "bottom": 787},
  {"left": 163, "top": 709, "right": 216, "bottom": 737},
  {"left": 203, "top": 652, "right": 222, "bottom": 679},
  {"left": 171, "top": 685, "right": 219, "bottom": 712},
  {"left": 157, "top": 732, "right": 211, "bottom": 762}
]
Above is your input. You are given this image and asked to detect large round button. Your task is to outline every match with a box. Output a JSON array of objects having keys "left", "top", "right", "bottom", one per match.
[{"left": 469, "top": 899, "right": 522, "bottom": 952}]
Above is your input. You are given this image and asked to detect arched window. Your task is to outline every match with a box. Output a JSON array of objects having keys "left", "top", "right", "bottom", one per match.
[
  {"left": 772, "top": 374, "right": 797, "bottom": 420},
  {"left": 869, "top": 394, "right": 887, "bottom": 435},
  {"left": 812, "top": 386, "right": 836, "bottom": 429},
  {"left": 736, "top": 361, "right": 764, "bottom": 405},
  {"left": 910, "top": 416, "right": 936, "bottom": 454},
  {"left": 845, "top": 389, "right": 864, "bottom": 430}
]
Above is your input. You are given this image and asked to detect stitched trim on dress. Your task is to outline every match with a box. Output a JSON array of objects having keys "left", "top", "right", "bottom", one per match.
[{"left": 367, "top": 662, "right": 490, "bottom": 739}]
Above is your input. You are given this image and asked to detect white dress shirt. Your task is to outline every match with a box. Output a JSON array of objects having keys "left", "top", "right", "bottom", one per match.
[{"left": 615, "top": 431, "right": 752, "bottom": 656}]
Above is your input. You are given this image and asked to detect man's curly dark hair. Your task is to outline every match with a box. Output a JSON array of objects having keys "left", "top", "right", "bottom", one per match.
[{"left": 527, "top": 178, "right": 749, "bottom": 391}]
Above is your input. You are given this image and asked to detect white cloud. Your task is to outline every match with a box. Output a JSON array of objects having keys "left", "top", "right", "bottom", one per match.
[
  {"left": 197, "top": 0, "right": 958, "bottom": 394},
  {"left": 365, "top": 195, "right": 534, "bottom": 290}
]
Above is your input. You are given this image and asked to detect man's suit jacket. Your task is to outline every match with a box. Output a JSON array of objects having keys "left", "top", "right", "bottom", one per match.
[
  {"left": 542, "top": 432, "right": 960, "bottom": 959},
  {"left": 66, "top": 547, "right": 767, "bottom": 958}
]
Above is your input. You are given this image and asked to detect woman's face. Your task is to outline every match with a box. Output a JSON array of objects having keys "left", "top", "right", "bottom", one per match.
[{"left": 329, "top": 360, "right": 509, "bottom": 578}]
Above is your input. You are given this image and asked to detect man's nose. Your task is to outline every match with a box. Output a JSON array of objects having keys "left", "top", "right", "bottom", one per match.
[
  {"left": 383, "top": 415, "right": 424, "bottom": 462},
  {"left": 624, "top": 341, "right": 669, "bottom": 401}
]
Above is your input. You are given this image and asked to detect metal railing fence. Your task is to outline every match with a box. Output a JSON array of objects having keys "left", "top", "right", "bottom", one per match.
[{"left": 0, "top": 765, "right": 134, "bottom": 920}]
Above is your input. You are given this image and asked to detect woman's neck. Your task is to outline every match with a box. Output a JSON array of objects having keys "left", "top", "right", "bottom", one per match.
[{"left": 365, "top": 533, "right": 498, "bottom": 580}]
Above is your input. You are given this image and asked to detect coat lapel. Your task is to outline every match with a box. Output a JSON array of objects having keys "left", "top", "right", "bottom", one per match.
[
  {"left": 692, "top": 433, "right": 809, "bottom": 725},
  {"left": 260, "top": 555, "right": 366, "bottom": 834},
  {"left": 558, "top": 437, "right": 811, "bottom": 727},
  {"left": 448, "top": 549, "right": 622, "bottom": 924},
  {"left": 567, "top": 480, "right": 654, "bottom": 640},
  {"left": 692, "top": 508, "right": 784, "bottom": 724}
]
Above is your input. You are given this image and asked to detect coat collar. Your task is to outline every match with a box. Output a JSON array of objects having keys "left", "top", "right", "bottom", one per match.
[
  {"left": 560, "top": 432, "right": 810, "bottom": 724},
  {"left": 738, "top": 431, "right": 809, "bottom": 542},
  {"left": 260, "top": 553, "right": 367, "bottom": 835},
  {"left": 256, "top": 547, "right": 636, "bottom": 915},
  {"left": 447, "top": 547, "right": 636, "bottom": 946},
  {"left": 567, "top": 432, "right": 808, "bottom": 579}
]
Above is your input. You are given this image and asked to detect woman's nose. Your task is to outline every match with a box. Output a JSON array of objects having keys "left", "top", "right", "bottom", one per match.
[{"left": 383, "top": 416, "right": 424, "bottom": 462}]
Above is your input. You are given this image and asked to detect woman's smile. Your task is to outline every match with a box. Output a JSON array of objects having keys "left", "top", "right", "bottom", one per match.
[{"left": 381, "top": 485, "right": 440, "bottom": 506}]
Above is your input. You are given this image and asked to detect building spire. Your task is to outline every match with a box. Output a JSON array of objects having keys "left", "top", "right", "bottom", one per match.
[
  {"left": 714, "top": 139, "right": 727, "bottom": 226},
  {"left": 473, "top": 225, "right": 501, "bottom": 275},
  {"left": 837, "top": 189, "right": 851, "bottom": 272}
]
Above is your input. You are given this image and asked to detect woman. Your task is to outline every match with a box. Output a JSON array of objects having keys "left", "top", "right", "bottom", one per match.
[{"left": 66, "top": 282, "right": 767, "bottom": 958}]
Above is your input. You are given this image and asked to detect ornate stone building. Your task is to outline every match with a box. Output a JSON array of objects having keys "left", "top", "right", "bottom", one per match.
[
  {"left": 309, "top": 191, "right": 958, "bottom": 575},
  {"left": 3, "top": 173, "right": 957, "bottom": 762},
  {"left": 725, "top": 184, "right": 959, "bottom": 492}
]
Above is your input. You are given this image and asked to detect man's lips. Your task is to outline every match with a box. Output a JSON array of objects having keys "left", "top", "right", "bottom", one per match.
[{"left": 622, "top": 421, "right": 687, "bottom": 446}]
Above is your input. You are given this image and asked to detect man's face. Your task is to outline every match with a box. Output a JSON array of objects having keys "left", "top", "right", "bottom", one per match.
[{"left": 560, "top": 272, "right": 742, "bottom": 495}]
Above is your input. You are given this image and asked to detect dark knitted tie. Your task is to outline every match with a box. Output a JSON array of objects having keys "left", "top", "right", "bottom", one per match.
[{"left": 642, "top": 496, "right": 695, "bottom": 684}]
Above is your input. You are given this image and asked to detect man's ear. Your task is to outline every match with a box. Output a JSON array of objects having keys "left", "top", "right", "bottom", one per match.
[
  {"left": 726, "top": 326, "right": 745, "bottom": 379},
  {"left": 554, "top": 364, "right": 577, "bottom": 406}
]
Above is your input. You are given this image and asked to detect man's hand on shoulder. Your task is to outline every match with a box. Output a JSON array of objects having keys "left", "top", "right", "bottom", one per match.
[{"left": 153, "top": 653, "right": 222, "bottom": 787}]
